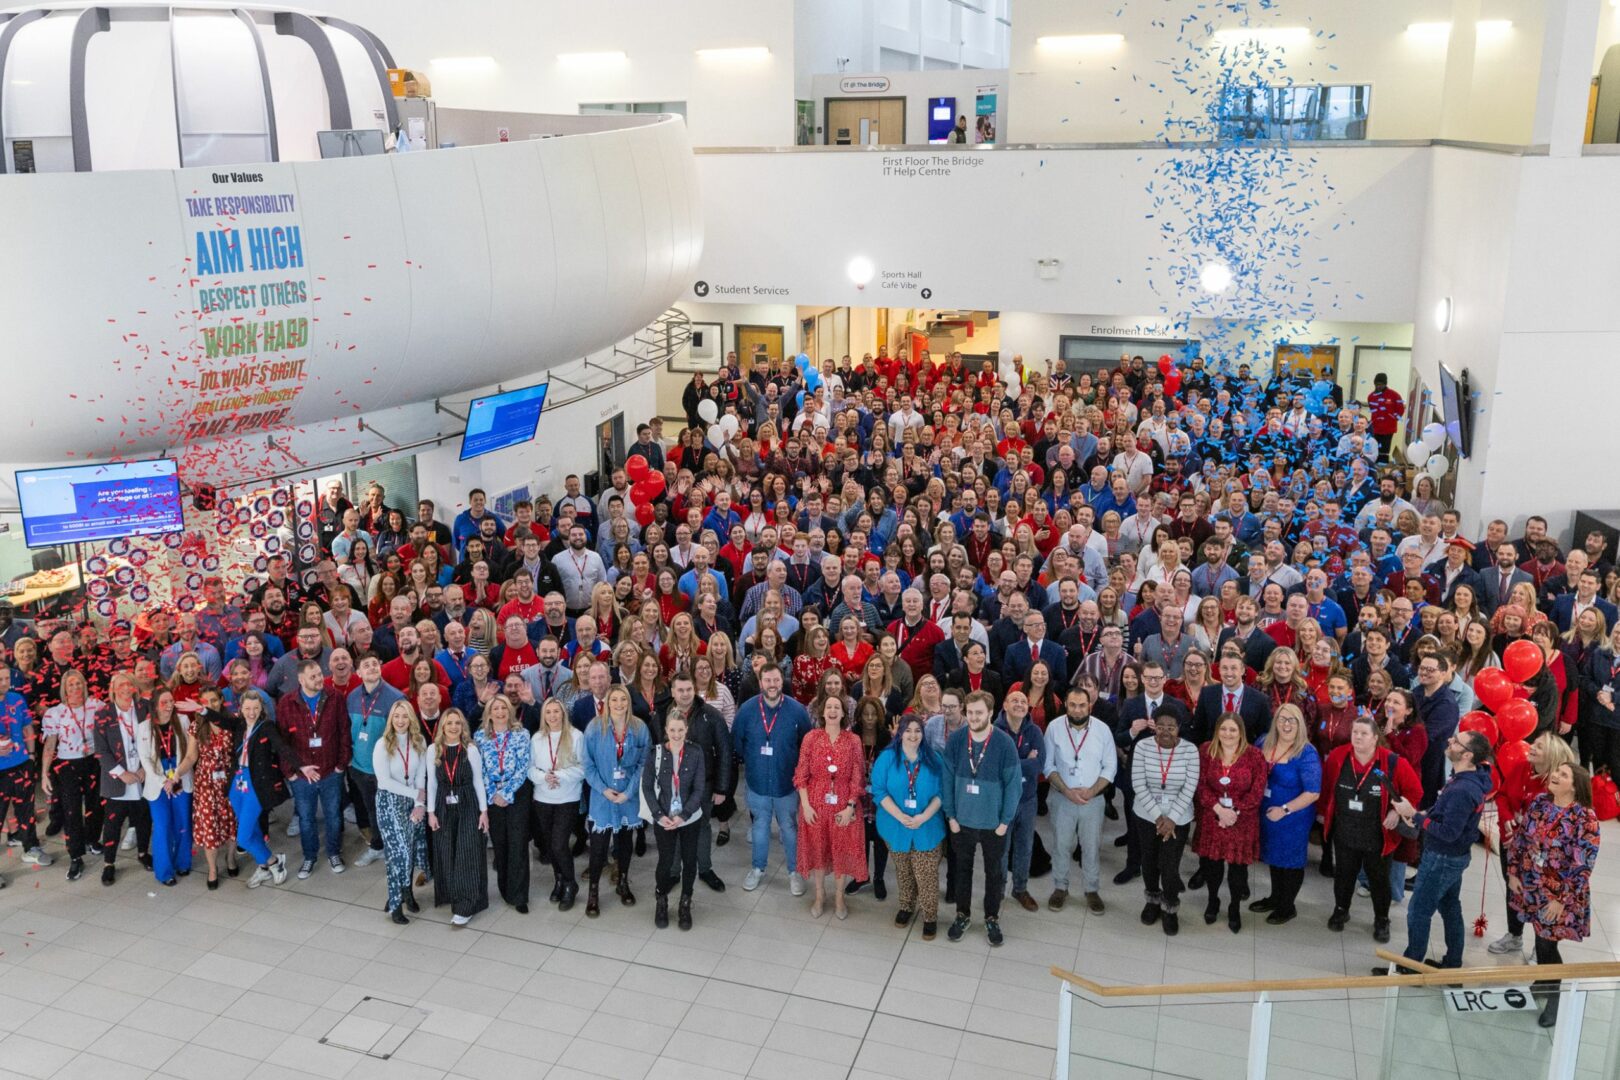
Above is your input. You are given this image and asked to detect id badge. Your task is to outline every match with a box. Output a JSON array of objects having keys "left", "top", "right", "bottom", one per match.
[
  {"left": 1264, "top": 787, "right": 1272, "bottom": 798},
  {"left": 1348, "top": 798, "right": 1364, "bottom": 812},
  {"left": 825, "top": 793, "right": 839, "bottom": 805},
  {"left": 358, "top": 731, "right": 369, "bottom": 742},
  {"left": 760, "top": 745, "right": 774, "bottom": 756},
  {"left": 613, "top": 769, "right": 626, "bottom": 781},
  {"left": 446, "top": 794, "right": 459, "bottom": 805},
  {"left": 212, "top": 771, "right": 227, "bottom": 782},
  {"left": 904, "top": 798, "right": 918, "bottom": 810},
  {"left": 966, "top": 782, "right": 980, "bottom": 795},
  {"left": 671, "top": 796, "right": 683, "bottom": 816},
  {"left": 308, "top": 736, "right": 323, "bottom": 748},
  {"left": 1220, "top": 795, "right": 1233, "bottom": 809}
]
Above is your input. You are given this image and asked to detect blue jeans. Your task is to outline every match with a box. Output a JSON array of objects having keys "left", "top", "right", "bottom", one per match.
[
  {"left": 1002, "top": 799, "right": 1037, "bottom": 895},
  {"left": 1404, "top": 849, "right": 1471, "bottom": 968},
  {"left": 291, "top": 772, "right": 344, "bottom": 861},
  {"left": 746, "top": 791, "right": 798, "bottom": 873}
]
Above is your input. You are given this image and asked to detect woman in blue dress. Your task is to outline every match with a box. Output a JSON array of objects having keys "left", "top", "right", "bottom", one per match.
[
  {"left": 1248, "top": 703, "right": 1321, "bottom": 924},
  {"left": 580, "top": 685, "right": 649, "bottom": 917}
]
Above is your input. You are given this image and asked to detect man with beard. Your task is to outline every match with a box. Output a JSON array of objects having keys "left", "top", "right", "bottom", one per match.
[{"left": 552, "top": 525, "right": 607, "bottom": 618}]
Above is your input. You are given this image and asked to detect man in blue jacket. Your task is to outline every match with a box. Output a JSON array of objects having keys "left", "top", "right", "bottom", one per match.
[
  {"left": 1389, "top": 731, "right": 1493, "bottom": 972},
  {"left": 941, "top": 691, "right": 1023, "bottom": 947},
  {"left": 1414, "top": 653, "right": 1461, "bottom": 807},
  {"left": 346, "top": 654, "right": 404, "bottom": 868},
  {"left": 732, "top": 667, "right": 812, "bottom": 897}
]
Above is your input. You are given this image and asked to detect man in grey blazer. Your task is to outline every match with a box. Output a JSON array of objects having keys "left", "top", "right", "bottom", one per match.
[{"left": 1479, "top": 541, "right": 1533, "bottom": 614}]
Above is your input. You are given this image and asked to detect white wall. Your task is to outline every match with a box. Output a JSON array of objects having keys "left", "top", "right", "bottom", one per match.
[
  {"left": 794, "top": 0, "right": 875, "bottom": 98},
  {"left": 809, "top": 69, "right": 1006, "bottom": 144},
  {"left": 1007, "top": 0, "right": 1545, "bottom": 144},
  {"left": 315, "top": 0, "right": 794, "bottom": 147}
]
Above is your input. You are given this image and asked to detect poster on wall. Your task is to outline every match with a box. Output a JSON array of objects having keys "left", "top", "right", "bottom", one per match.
[
  {"left": 795, "top": 100, "right": 815, "bottom": 146},
  {"left": 974, "top": 87, "right": 998, "bottom": 145},
  {"left": 181, "top": 165, "right": 312, "bottom": 444}
]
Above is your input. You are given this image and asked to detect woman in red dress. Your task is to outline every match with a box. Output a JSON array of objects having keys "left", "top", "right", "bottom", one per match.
[
  {"left": 792, "top": 626, "right": 835, "bottom": 704},
  {"left": 1192, "top": 713, "right": 1267, "bottom": 933},
  {"left": 793, "top": 695, "right": 868, "bottom": 919},
  {"left": 190, "top": 690, "right": 239, "bottom": 888},
  {"left": 829, "top": 616, "right": 874, "bottom": 683}
]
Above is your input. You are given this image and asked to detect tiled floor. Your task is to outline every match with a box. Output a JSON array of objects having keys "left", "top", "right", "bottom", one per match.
[{"left": 0, "top": 807, "right": 1615, "bottom": 1080}]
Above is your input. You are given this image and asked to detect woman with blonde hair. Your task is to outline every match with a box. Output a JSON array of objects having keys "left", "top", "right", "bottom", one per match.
[
  {"left": 1250, "top": 704, "right": 1321, "bottom": 924},
  {"left": 477, "top": 694, "right": 533, "bottom": 913},
  {"left": 581, "top": 685, "right": 649, "bottom": 916},
  {"left": 705, "top": 632, "right": 745, "bottom": 704},
  {"left": 588, "top": 582, "right": 621, "bottom": 643},
  {"left": 1260, "top": 646, "right": 1318, "bottom": 736},
  {"left": 465, "top": 608, "right": 499, "bottom": 657},
  {"left": 530, "top": 698, "right": 585, "bottom": 909},
  {"left": 1192, "top": 713, "right": 1266, "bottom": 932},
  {"left": 660, "top": 611, "right": 706, "bottom": 680},
  {"left": 428, "top": 709, "right": 488, "bottom": 926},
  {"left": 1487, "top": 732, "right": 1578, "bottom": 956},
  {"left": 373, "top": 700, "right": 427, "bottom": 923}
]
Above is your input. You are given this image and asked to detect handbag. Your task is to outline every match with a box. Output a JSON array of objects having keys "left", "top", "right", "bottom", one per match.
[
  {"left": 638, "top": 747, "right": 661, "bottom": 824},
  {"left": 1593, "top": 769, "right": 1619, "bottom": 821}
]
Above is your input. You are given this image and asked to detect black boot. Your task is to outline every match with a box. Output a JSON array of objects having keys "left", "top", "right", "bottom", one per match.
[
  {"left": 404, "top": 888, "right": 420, "bottom": 913},
  {"left": 634, "top": 828, "right": 647, "bottom": 857},
  {"left": 550, "top": 879, "right": 562, "bottom": 903},
  {"left": 654, "top": 893, "right": 669, "bottom": 929},
  {"left": 559, "top": 882, "right": 578, "bottom": 912},
  {"left": 586, "top": 883, "right": 600, "bottom": 917},
  {"left": 1204, "top": 896, "right": 1222, "bottom": 925},
  {"left": 1228, "top": 900, "right": 1242, "bottom": 934},
  {"left": 677, "top": 896, "right": 693, "bottom": 931},
  {"left": 618, "top": 872, "right": 636, "bottom": 906}
]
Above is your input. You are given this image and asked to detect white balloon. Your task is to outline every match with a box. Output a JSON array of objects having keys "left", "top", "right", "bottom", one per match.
[
  {"left": 1425, "top": 453, "right": 1450, "bottom": 481},
  {"left": 1406, "top": 440, "right": 1429, "bottom": 465},
  {"left": 697, "top": 399, "right": 719, "bottom": 423},
  {"left": 1422, "top": 422, "right": 1447, "bottom": 452},
  {"left": 708, "top": 428, "right": 727, "bottom": 449},
  {"left": 719, "top": 414, "right": 740, "bottom": 438}
]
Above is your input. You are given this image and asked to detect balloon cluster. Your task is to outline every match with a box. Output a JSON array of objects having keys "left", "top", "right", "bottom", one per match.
[
  {"left": 1457, "top": 640, "right": 1546, "bottom": 781},
  {"left": 1157, "top": 354, "right": 1183, "bottom": 395},
  {"left": 1405, "top": 422, "right": 1451, "bottom": 483}
]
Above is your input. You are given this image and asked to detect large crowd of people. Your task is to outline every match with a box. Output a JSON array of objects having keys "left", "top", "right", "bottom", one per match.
[{"left": 1, "top": 347, "right": 1610, "bottom": 1024}]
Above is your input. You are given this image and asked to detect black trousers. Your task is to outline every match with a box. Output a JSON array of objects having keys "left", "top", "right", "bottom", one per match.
[
  {"left": 950, "top": 826, "right": 1007, "bottom": 919},
  {"left": 489, "top": 783, "right": 532, "bottom": 907},
  {"left": 532, "top": 801, "right": 577, "bottom": 887},
  {"left": 587, "top": 827, "right": 633, "bottom": 885},
  {"left": 863, "top": 817, "right": 890, "bottom": 886},
  {"left": 1118, "top": 758, "right": 1142, "bottom": 871},
  {"left": 1137, "top": 817, "right": 1190, "bottom": 911},
  {"left": 655, "top": 820, "right": 701, "bottom": 899},
  {"left": 1498, "top": 846, "right": 1523, "bottom": 937},
  {"left": 1586, "top": 725, "right": 1620, "bottom": 778},
  {"left": 53, "top": 758, "right": 103, "bottom": 860},
  {"left": 350, "top": 771, "right": 384, "bottom": 851},
  {"left": 0, "top": 762, "right": 39, "bottom": 849},
  {"left": 1532, "top": 935, "right": 1563, "bottom": 998},
  {"left": 1332, "top": 838, "right": 1391, "bottom": 922},
  {"left": 1199, "top": 857, "right": 1250, "bottom": 904},
  {"left": 1266, "top": 866, "right": 1306, "bottom": 915},
  {"left": 101, "top": 798, "right": 152, "bottom": 865}
]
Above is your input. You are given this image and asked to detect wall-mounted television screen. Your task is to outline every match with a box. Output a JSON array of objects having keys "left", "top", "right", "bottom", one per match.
[
  {"left": 17, "top": 458, "right": 185, "bottom": 548},
  {"left": 1436, "top": 364, "right": 1473, "bottom": 457},
  {"left": 460, "top": 383, "right": 550, "bottom": 460}
]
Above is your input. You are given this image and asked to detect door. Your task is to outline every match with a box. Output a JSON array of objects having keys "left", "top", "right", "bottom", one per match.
[
  {"left": 734, "top": 325, "right": 784, "bottom": 371},
  {"left": 1273, "top": 344, "right": 1339, "bottom": 386},
  {"left": 1350, "top": 345, "right": 1412, "bottom": 405},
  {"left": 826, "top": 97, "right": 906, "bottom": 146}
]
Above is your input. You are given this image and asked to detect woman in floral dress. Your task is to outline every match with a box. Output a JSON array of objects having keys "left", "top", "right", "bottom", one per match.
[{"left": 191, "top": 688, "right": 241, "bottom": 887}]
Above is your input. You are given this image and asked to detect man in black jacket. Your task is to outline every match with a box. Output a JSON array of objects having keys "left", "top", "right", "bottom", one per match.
[
  {"left": 1192, "top": 654, "right": 1271, "bottom": 744},
  {"left": 654, "top": 674, "right": 736, "bottom": 893}
]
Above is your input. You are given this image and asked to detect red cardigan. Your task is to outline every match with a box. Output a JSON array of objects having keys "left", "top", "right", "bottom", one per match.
[{"left": 1320, "top": 744, "right": 1423, "bottom": 857}]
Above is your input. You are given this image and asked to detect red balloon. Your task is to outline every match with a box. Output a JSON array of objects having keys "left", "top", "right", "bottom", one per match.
[
  {"left": 1502, "top": 639, "right": 1544, "bottom": 684},
  {"left": 1158, "top": 354, "right": 1174, "bottom": 375},
  {"left": 1474, "top": 668, "right": 1514, "bottom": 713},
  {"left": 1164, "top": 372, "right": 1182, "bottom": 394},
  {"left": 1511, "top": 685, "right": 1530, "bottom": 700},
  {"left": 634, "top": 502, "right": 655, "bottom": 528},
  {"left": 630, "top": 480, "right": 656, "bottom": 505},
  {"left": 1496, "top": 699, "right": 1538, "bottom": 743},
  {"left": 625, "top": 454, "right": 650, "bottom": 483},
  {"left": 1495, "top": 737, "right": 1531, "bottom": 776},
  {"left": 1458, "top": 710, "right": 1499, "bottom": 747},
  {"left": 642, "top": 471, "right": 666, "bottom": 498}
]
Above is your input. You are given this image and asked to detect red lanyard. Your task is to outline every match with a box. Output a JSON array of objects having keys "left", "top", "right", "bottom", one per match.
[
  {"left": 1156, "top": 743, "right": 1177, "bottom": 788},
  {"left": 495, "top": 733, "right": 510, "bottom": 776},
  {"left": 761, "top": 703, "right": 780, "bottom": 738},
  {"left": 1065, "top": 719, "right": 1091, "bottom": 760},
  {"left": 1349, "top": 755, "right": 1376, "bottom": 793},
  {"left": 543, "top": 730, "right": 560, "bottom": 771},
  {"left": 118, "top": 708, "right": 137, "bottom": 748},
  {"left": 904, "top": 758, "right": 922, "bottom": 800},
  {"left": 671, "top": 744, "right": 685, "bottom": 796},
  {"left": 967, "top": 732, "right": 989, "bottom": 776},
  {"left": 401, "top": 741, "right": 412, "bottom": 779},
  {"left": 157, "top": 725, "right": 176, "bottom": 761},
  {"left": 445, "top": 745, "right": 462, "bottom": 786},
  {"left": 612, "top": 724, "right": 627, "bottom": 761}
]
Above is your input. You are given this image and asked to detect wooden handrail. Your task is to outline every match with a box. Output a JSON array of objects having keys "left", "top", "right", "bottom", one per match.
[{"left": 1051, "top": 955, "right": 1620, "bottom": 998}]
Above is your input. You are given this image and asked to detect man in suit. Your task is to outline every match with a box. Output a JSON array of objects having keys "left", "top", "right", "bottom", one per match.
[
  {"left": 1193, "top": 653, "right": 1271, "bottom": 744},
  {"left": 1002, "top": 610, "right": 1070, "bottom": 690},
  {"left": 932, "top": 613, "right": 977, "bottom": 686},
  {"left": 1480, "top": 540, "right": 1534, "bottom": 615},
  {"left": 1550, "top": 570, "right": 1620, "bottom": 634},
  {"left": 1110, "top": 662, "right": 1191, "bottom": 886},
  {"left": 1424, "top": 537, "right": 1483, "bottom": 609},
  {"left": 944, "top": 641, "right": 1004, "bottom": 714}
]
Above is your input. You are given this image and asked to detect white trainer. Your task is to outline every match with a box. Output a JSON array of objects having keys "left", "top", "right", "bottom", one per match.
[
  {"left": 247, "top": 866, "right": 273, "bottom": 889},
  {"left": 743, "top": 867, "right": 765, "bottom": 891},
  {"left": 21, "top": 847, "right": 53, "bottom": 866},
  {"left": 354, "top": 847, "right": 383, "bottom": 867},
  {"left": 120, "top": 827, "right": 135, "bottom": 851},
  {"left": 788, "top": 873, "right": 806, "bottom": 897},
  {"left": 1486, "top": 932, "right": 1523, "bottom": 956}
]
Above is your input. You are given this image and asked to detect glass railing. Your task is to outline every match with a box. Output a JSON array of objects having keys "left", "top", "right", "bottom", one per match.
[{"left": 1054, "top": 961, "right": 1620, "bottom": 1080}]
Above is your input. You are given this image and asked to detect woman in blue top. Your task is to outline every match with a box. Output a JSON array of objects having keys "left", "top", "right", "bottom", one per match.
[
  {"left": 581, "top": 685, "right": 649, "bottom": 917},
  {"left": 1249, "top": 704, "right": 1322, "bottom": 925},
  {"left": 871, "top": 714, "right": 947, "bottom": 940}
]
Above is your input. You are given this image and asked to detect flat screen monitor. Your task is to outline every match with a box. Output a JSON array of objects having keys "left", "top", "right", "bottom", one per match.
[
  {"left": 460, "top": 383, "right": 550, "bottom": 460},
  {"left": 16, "top": 458, "right": 185, "bottom": 548},
  {"left": 1436, "top": 363, "right": 1473, "bottom": 457},
  {"left": 928, "top": 96, "right": 957, "bottom": 143}
]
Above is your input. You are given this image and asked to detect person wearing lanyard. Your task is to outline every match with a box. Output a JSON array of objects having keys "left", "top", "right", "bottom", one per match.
[
  {"left": 373, "top": 700, "right": 427, "bottom": 922},
  {"left": 1249, "top": 704, "right": 1322, "bottom": 925},
  {"left": 1044, "top": 687, "right": 1117, "bottom": 915},
  {"left": 0, "top": 663, "right": 50, "bottom": 879},
  {"left": 997, "top": 688, "right": 1045, "bottom": 913},
  {"left": 1191, "top": 714, "right": 1267, "bottom": 934},
  {"left": 347, "top": 655, "right": 404, "bottom": 869},
  {"left": 427, "top": 709, "right": 489, "bottom": 926},
  {"left": 476, "top": 694, "right": 533, "bottom": 913},
  {"left": 793, "top": 696, "right": 867, "bottom": 920},
  {"left": 732, "top": 666, "right": 813, "bottom": 896},
  {"left": 190, "top": 687, "right": 242, "bottom": 889},
  {"left": 39, "top": 668, "right": 106, "bottom": 882},
  {"left": 940, "top": 691, "right": 1023, "bottom": 947},
  {"left": 871, "top": 714, "right": 946, "bottom": 939},
  {"left": 1131, "top": 706, "right": 1200, "bottom": 936},
  {"left": 581, "top": 685, "right": 650, "bottom": 917},
  {"left": 642, "top": 710, "right": 709, "bottom": 930},
  {"left": 231, "top": 689, "right": 290, "bottom": 889},
  {"left": 529, "top": 698, "right": 585, "bottom": 910},
  {"left": 140, "top": 687, "right": 197, "bottom": 886},
  {"left": 276, "top": 658, "right": 352, "bottom": 880},
  {"left": 1320, "top": 716, "right": 1421, "bottom": 944}
]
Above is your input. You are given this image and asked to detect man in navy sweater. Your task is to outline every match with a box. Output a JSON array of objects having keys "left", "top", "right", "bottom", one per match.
[{"left": 941, "top": 691, "right": 1023, "bottom": 947}]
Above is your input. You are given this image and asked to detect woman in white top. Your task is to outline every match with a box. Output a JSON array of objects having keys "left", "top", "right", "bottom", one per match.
[
  {"left": 428, "top": 709, "right": 488, "bottom": 926},
  {"left": 140, "top": 687, "right": 197, "bottom": 886},
  {"left": 529, "top": 698, "right": 585, "bottom": 910},
  {"left": 373, "top": 700, "right": 428, "bottom": 923},
  {"left": 39, "top": 668, "right": 106, "bottom": 881}
]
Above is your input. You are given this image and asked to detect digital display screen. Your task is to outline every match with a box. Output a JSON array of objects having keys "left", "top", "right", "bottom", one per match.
[
  {"left": 460, "top": 383, "right": 549, "bottom": 460},
  {"left": 17, "top": 459, "right": 185, "bottom": 548},
  {"left": 928, "top": 96, "right": 957, "bottom": 143},
  {"left": 1437, "top": 364, "right": 1467, "bottom": 456}
]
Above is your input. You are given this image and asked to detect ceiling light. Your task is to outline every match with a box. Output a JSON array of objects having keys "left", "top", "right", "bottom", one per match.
[
  {"left": 695, "top": 46, "right": 771, "bottom": 61},
  {"left": 429, "top": 56, "right": 497, "bottom": 73},
  {"left": 847, "top": 256, "right": 876, "bottom": 289},
  {"left": 558, "top": 51, "right": 628, "bottom": 67},
  {"left": 1433, "top": 297, "right": 1453, "bottom": 333},
  {"left": 1198, "top": 261, "right": 1234, "bottom": 294},
  {"left": 1036, "top": 34, "right": 1125, "bottom": 52},
  {"left": 1212, "top": 27, "right": 1311, "bottom": 44}
]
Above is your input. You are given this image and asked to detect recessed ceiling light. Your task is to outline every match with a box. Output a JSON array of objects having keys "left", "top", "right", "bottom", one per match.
[{"left": 1199, "top": 261, "right": 1234, "bottom": 294}]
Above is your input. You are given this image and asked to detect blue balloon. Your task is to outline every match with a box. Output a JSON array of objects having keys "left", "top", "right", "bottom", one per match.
[
  {"left": 796, "top": 390, "right": 806, "bottom": 408},
  {"left": 805, "top": 369, "right": 822, "bottom": 392},
  {"left": 795, "top": 353, "right": 810, "bottom": 371}
]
